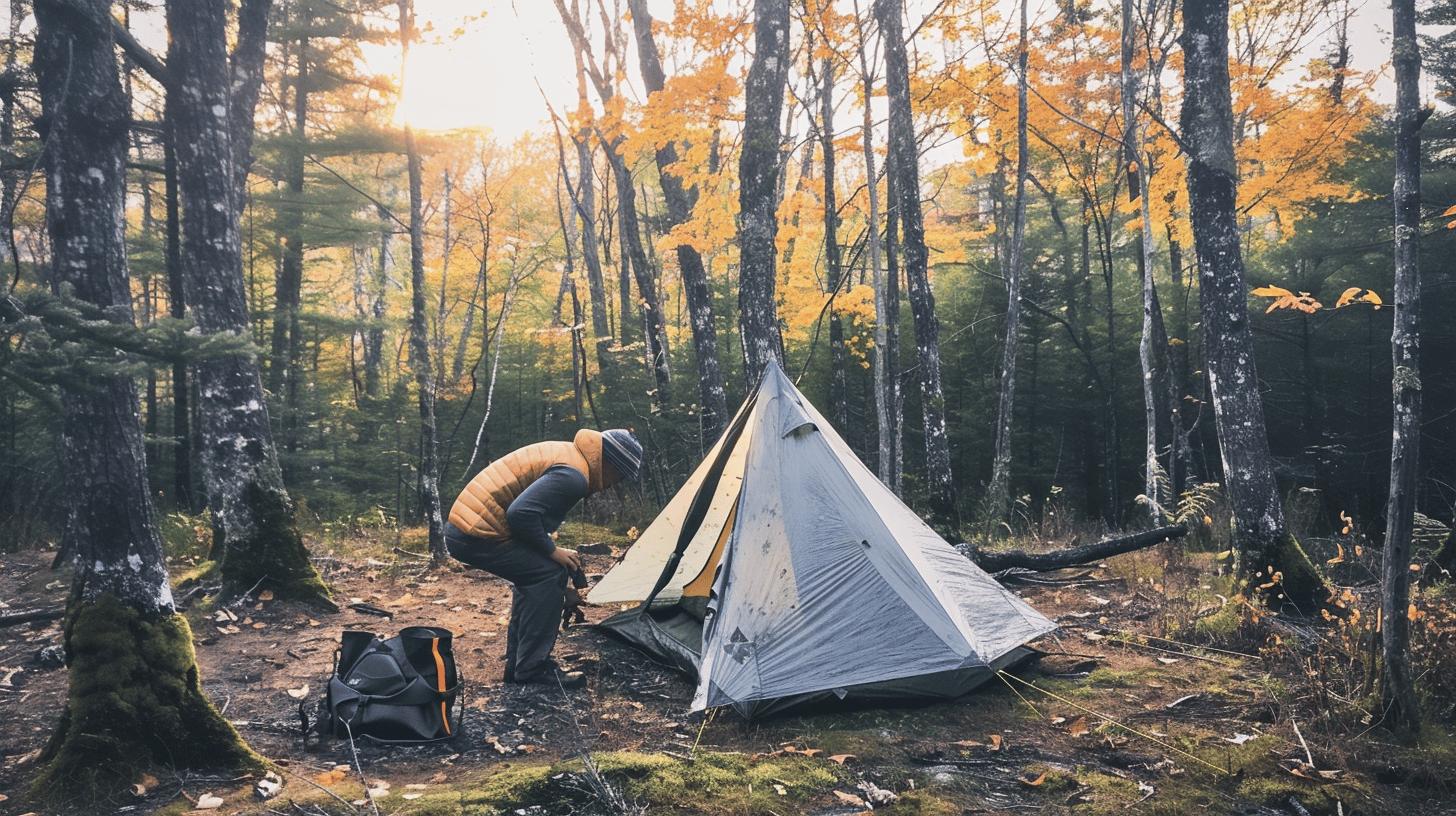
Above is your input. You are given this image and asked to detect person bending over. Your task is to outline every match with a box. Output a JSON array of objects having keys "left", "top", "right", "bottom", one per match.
[{"left": 445, "top": 428, "right": 642, "bottom": 689}]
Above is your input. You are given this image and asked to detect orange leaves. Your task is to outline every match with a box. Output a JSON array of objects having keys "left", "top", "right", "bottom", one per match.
[
  {"left": 1251, "top": 284, "right": 1382, "bottom": 315},
  {"left": 1251, "top": 285, "right": 1321, "bottom": 314},
  {"left": 1334, "top": 287, "right": 1382, "bottom": 309}
]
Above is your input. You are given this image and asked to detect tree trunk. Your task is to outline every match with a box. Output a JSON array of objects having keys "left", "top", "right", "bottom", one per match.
[
  {"left": 815, "top": 56, "right": 850, "bottom": 432},
  {"left": 854, "top": 5, "right": 895, "bottom": 487},
  {"left": 269, "top": 26, "right": 308, "bottom": 460},
  {"left": 570, "top": 57, "right": 612, "bottom": 371},
  {"left": 606, "top": 146, "right": 671, "bottom": 405},
  {"left": 162, "top": 100, "right": 194, "bottom": 510},
  {"left": 167, "top": 0, "right": 330, "bottom": 604},
  {"left": 1381, "top": 0, "right": 1422, "bottom": 733},
  {"left": 1123, "top": 0, "right": 1166, "bottom": 521},
  {"left": 985, "top": 0, "right": 1029, "bottom": 534},
  {"left": 626, "top": 0, "right": 727, "bottom": 441},
  {"left": 435, "top": 171, "right": 453, "bottom": 387},
  {"left": 966, "top": 525, "right": 1187, "bottom": 573},
  {"left": 885, "top": 158, "right": 905, "bottom": 495},
  {"left": 399, "top": 0, "right": 445, "bottom": 562},
  {"left": 1180, "top": 0, "right": 1325, "bottom": 611},
  {"left": 737, "top": 0, "right": 790, "bottom": 383},
  {"left": 31, "top": 0, "right": 260, "bottom": 798},
  {"left": 364, "top": 203, "right": 389, "bottom": 400},
  {"left": 877, "top": 0, "right": 955, "bottom": 527}
]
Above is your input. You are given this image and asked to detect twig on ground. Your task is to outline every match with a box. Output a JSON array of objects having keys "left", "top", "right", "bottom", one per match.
[
  {"left": 342, "top": 723, "right": 380, "bottom": 816},
  {"left": 1291, "top": 717, "right": 1315, "bottom": 768}
]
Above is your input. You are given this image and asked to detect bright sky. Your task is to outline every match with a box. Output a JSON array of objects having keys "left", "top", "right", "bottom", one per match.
[
  {"left": 0, "top": 0, "right": 1417, "bottom": 144},
  {"left": 379, "top": 0, "right": 1406, "bottom": 144}
]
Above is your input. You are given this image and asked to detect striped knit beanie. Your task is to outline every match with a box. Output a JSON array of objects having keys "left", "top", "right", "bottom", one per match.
[{"left": 601, "top": 429, "right": 643, "bottom": 482}]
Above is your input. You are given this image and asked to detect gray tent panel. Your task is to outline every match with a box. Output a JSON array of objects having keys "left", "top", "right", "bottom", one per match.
[{"left": 595, "top": 361, "right": 1056, "bottom": 717}]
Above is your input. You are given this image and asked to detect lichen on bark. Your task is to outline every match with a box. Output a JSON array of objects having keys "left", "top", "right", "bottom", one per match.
[{"left": 33, "top": 595, "right": 262, "bottom": 806}]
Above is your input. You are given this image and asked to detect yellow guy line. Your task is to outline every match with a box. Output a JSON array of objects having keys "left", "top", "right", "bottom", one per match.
[
  {"left": 997, "top": 671, "right": 1231, "bottom": 777},
  {"left": 691, "top": 705, "right": 719, "bottom": 756}
]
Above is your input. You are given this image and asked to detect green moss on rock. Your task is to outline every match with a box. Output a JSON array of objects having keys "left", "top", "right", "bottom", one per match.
[{"left": 31, "top": 595, "right": 263, "bottom": 807}]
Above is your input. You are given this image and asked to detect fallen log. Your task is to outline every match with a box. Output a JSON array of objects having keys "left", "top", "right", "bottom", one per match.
[
  {"left": 965, "top": 524, "right": 1188, "bottom": 573},
  {"left": 0, "top": 606, "right": 65, "bottom": 628}
]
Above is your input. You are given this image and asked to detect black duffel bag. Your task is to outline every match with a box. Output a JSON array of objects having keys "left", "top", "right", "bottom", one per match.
[{"left": 302, "top": 625, "right": 463, "bottom": 745}]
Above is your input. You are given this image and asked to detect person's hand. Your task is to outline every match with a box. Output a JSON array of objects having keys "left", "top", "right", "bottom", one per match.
[{"left": 550, "top": 547, "right": 582, "bottom": 572}]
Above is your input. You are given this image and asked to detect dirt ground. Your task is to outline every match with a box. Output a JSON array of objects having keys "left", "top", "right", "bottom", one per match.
[{"left": 1, "top": 525, "right": 1453, "bottom": 816}]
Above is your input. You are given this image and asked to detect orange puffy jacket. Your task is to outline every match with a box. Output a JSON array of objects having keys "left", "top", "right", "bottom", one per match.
[{"left": 447, "top": 429, "right": 610, "bottom": 540}]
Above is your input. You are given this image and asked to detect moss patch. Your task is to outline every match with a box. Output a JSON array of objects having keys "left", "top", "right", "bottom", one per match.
[
  {"left": 217, "top": 481, "right": 332, "bottom": 605},
  {"left": 30, "top": 595, "right": 264, "bottom": 808},
  {"left": 276, "top": 750, "right": 845, "bottom": 815}
]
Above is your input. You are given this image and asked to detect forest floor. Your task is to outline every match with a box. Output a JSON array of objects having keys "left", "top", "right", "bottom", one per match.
[{"left": 2, "top": 522, "right": 1454, "bottom": 816}]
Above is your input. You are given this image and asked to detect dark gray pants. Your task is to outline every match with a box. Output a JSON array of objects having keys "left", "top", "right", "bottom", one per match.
[{"left": 445, "top": 523, "right": 566, "bottom": 681}]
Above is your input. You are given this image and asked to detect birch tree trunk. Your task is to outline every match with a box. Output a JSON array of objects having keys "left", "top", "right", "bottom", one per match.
[
  {"left": 607, "top": 147, "right": 672, "bottom": 404},
  {"left": 1123, "top": 0, "right": 1166, "bottom": 521},
  {"left": 737, "top": 0, "right": 790, "bottom": 382},
  {"left": 626, "top": 0, "right": 728, "bottom": 441},
  {"left": 399, "top": 0, "right": 445, "bottom": 561},
  {"left": 572, "top": 56, "right": 612, "bottom": 370},
  {"left": 1381, "top": 0, "right": 1423, "bottom": 733},
  {"left": 886, "top": 157, "right": 905, "bottom": 494},
  {"left": 876, "top": 0, "right": 955, "bottom": 526},
  {"left": 1180, "top": 0, "right": 1325, "bottom": 610},
  {"left": 853, "top": 1, "right": 895, "bottom": 487},
  {"left": 985, "top": 0, "right": 1029, "bottom": 533},
  {"left": 32, "top": 0, "right": 259, "bottom": 797}
]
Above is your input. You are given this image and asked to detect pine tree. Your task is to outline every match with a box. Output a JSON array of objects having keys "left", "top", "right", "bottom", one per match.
[{"left": 31, "top": 0, "right": 260, "bottom": 799}]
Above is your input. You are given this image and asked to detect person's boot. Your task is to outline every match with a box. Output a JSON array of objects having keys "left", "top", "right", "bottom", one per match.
[{"left": 516, "top": 661, "right": 586, "bottom": 690}]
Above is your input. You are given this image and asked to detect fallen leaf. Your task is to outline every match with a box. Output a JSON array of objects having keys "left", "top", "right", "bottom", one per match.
[
  {"left": 428, "top": 772, "right": 448, "bottom": 783},
  {"left": 1019, "top": 771, "right": 1047, "bottom": 787},
  {"left": 989, "top": 734, "right": 1004, "bottom": 752},
  {"left": 833, "top": 790, "right": 867, "bottom": 807},
  {"left": 1223, "top": 733, "right": 1256, "bottom": 745},
  {"left": 258, "top": 589, "right": 275, "bottom": 601},
  {"left": 254, "top": 771, "right": 283, "bottom": 800},
  {"left": 1068, "top": 716, "right": 1089, "bottom": 737},
  {"left": 194, "top": 792, "right": 225, "bottom": 809},
  {"left": 131, "top": 772, "right": 159, "bottom": 797},
  {"left": 314, "top": 769, "right": 348, "bottom": 786},
  {"left": 828, "top": 754, "right": 857, "bottom": 765},
  {"left": 286, "top": 684, "right": 309, "bottom": 700},
  {"left": 772, "top": 783, "right": 787, "bottom": 796},
  {"left": 1156, "top": 657, "right": 1180, "bottom": 665}
]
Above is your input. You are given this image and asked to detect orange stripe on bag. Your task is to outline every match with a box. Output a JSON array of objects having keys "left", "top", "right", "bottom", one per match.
[{"left": 431, "top": 637, "right": 451, "bottom": 736}]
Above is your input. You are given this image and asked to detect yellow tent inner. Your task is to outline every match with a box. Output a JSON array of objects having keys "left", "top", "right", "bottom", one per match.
[{"left": 681, "top": 494, "right": 739, "bottom": 598}]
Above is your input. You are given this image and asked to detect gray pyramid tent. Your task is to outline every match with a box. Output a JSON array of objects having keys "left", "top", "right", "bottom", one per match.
[{"left": 593, "top": 361, "right": 1056, "bottom": 717}]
